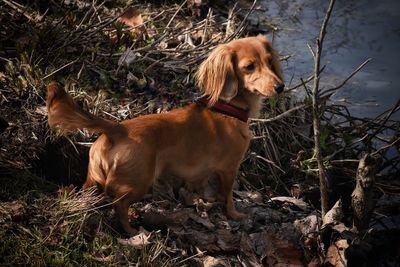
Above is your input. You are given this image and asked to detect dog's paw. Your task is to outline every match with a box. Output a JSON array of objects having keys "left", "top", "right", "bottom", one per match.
[{"left": 227, "top": 210, "right": 246, "bottom": 221}]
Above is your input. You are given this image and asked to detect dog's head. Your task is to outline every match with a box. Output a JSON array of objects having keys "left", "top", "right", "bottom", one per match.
[{"left": 196, "top": 35, "right": 284, "bottom": 105}]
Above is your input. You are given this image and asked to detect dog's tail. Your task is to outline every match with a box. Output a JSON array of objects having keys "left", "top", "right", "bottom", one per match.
[{"left": 47, "top": 81, "right": 121, "bottom": 136}]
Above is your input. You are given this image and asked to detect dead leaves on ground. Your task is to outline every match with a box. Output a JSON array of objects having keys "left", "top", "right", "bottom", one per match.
[{"left": 116, "top": 180, "right": 308, "bottom": 266}]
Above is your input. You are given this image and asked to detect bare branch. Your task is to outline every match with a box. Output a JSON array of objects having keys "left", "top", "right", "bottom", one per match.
[
  {"left": 311, "top": 0, "right": 336, "bottom": 217},
  {"left": 250, "top": 104, "right": 306, "bottom": 123},
  {"left": 321, "top": 58, "right": 372, "bottom": 97}
]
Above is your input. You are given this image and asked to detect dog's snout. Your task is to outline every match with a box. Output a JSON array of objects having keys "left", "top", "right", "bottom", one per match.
[{"left": 274, "top": 83, "right": 285, "bottom": 94}]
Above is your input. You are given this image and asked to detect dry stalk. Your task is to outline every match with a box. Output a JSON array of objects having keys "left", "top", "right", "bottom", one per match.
[{"left": 311, "top": 0, "right": 335, "bottom": 217}]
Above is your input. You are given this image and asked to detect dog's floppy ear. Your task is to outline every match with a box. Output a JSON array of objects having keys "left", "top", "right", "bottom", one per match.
[
  {"left": 257, "top": 35, "right": 284, "bottom": 82},
  {"left": 196, "top": 45, "right": 238, "bottom": 105}
]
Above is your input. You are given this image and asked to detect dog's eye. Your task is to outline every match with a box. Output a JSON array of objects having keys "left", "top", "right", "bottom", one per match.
[{"left": 245, "top": 63, "right": 255, "bottom": 71}]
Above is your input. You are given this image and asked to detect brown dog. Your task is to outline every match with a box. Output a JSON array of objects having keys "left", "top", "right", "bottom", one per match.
[{"left": 47, "top": 35, "right": 284, "bottom": 235}]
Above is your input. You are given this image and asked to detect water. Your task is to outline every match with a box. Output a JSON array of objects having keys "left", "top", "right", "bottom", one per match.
[{"left": 256, "top": 0, "right": 400, "bottom": 118}]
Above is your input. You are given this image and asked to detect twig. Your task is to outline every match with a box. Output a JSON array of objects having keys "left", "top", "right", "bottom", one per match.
[
  {"left": 311, "top": 0, "right": 335, "bottom": 217},
  {"left": 321, "top": 58, "right": 372, "bottom": 97},
  {"left": 42, "top": 59, "right": 79, "bottom": 80},
  {"left": 365, "top": 99, "right": 400, "bottom": 145},
  {"left": 371, "top": 136, "right": 400, "bottom": 157},
  {"left": 225, "top": 0, "right": 257, "bottom": 42},
  {"left": 254, "top": 154, "right": 286, "bottom": 173},
  {"left": 285, "top": 65, "right": 326, "bottom": 92},
  {"left": 250, "top": 104, "right": 306, "bottom": 123},
  {"left": 225, "top": 3, "right": 237, "bottom": 39},
  {"left": 202, "top": 8, "right": 213, "bottom": 44},
  {"left": 177, "top": 250, "right": 205, "bottom": 264},
  {"left": 164, "top": 0, "right": 188, "bottom": 32},
  {"left": 3, "top": 0, "right": 35, "bottom": 22}
]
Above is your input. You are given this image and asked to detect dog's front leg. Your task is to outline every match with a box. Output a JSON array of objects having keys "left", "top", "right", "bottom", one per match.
[{"left": 217, "top": 170, "right": 246, "bottom": 220}]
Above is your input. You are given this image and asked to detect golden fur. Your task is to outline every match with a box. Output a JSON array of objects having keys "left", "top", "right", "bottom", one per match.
[{"left": 47, "top": 35, "right": 284, "bottom": 235}]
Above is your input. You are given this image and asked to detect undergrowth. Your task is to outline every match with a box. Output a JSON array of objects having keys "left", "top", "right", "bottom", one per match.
[{"left": 0, "top": 187, "right": 182, "bottom": 266}]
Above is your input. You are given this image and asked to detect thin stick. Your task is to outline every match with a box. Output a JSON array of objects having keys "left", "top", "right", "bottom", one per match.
[
  {"left": 250, "top": 104, "right": 306, "bottom": 123},
  {"left": 177, "top": 250, "right": 205, "bottom": 264},
  {"left": 225, "top": 0, "right": 257, "bottom": 42},
  {"left": 371, "top": 136, "right": 400, "bottom": 157},
  {"left": 3, "top": 0, "right": 35, "bottom": 22},
  {"left": 164, "top": 0, "right": 187, "bottom": 32},
  {"left": 366, "top": 99, "right": 400, "bottom": 145},
  {"left": 42, "top": 59, "right": 79, "bottom": 80},
  {"left": 286, "top": 65, "right": 326, "bottom": 92},
  {"left": 311, "top": 0, "right": 335, "bottom": 217},
  {"left": 321, "top": 58, "right": 372, "bottom": 97}
]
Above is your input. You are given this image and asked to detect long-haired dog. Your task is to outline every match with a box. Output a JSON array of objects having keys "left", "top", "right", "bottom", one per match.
[{"left": 47, "top": 35, "right": 284, "bottom": 235}]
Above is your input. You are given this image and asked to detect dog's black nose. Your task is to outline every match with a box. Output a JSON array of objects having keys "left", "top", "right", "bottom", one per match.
[{"left": 274, "top": 83, "right": 285, "bottom": 94}]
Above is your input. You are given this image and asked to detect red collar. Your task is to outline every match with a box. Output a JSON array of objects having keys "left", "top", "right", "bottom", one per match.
[{"left": 196, "top": 96, "right": 249, "bottom": 123}]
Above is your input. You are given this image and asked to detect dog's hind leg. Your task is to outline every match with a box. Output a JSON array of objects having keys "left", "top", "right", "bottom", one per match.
[
  {"left": 106, "top": 170, "right": 155, "bottom": 235},
  {"left": 113, "top": 193, "right": 139, "bottom": 235},
  {"left": 109, "top": 185, "right": 150, "bottom": 235},
  {"left": 105, "top": 147, "right": 156, "bottom": 235},
  {"left": 83, "top": 172, "right": 98, "bottom": 189}
]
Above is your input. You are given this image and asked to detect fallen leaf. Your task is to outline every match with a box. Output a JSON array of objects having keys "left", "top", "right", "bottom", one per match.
[
  {"left": 294, "top": 215, "right": 320, "bottom": 257},
  {"left": 323, "top": 199, "right": 344, "bottom": 227},
  {"left": 265, "top": 233, "right": 303, "bottom": 267},
  {"left": 187, "top": 0, "right": 203, "bottom": 17},
  {"left": 118, "top": 7, "right": 144, "bottom": 29},
  {"left": 118, "top": 232, "right": 152, "bottom": 248},
  {"left": 250, "top": 231, "right": 268, "bottom": 257},
  {"left": 216, "top": 229, "right": 239, "bottom": 252},
  {"left": 203, "top": 255, "right": 228, "bottom": 267},
  {"left": 239, "top": 232, "right": 256, "bottom": 257},
  {"left": 307, "top": 257, "right": 320, "bottom": 267},
  {"left": 324, "top": 239, "right": 349, "bottom": 267},
  {"left": 179, "top": 186, "right": 197, "bottom": 206},
  {"left": 169, "top": 208, "right": 193, "bottom": 224},
  {"left": 189, "top": 213, "right": 215, "bottom": 230},
  {"left": 234, "top": 190, "right": 263, "bottom": 203},
  {"left": 270, "top": 196, "right": 309, "bottom": 210},
  {"left": 187, "top": 230, "right": 219, "bottom": 252},
  {"left": 118, "top": 49, "right": 137, "bottom": 67},
  {"left": 35, "top": 106, "right": 47, "bottom": 116},
  {"left": 294, "top": 215, "right": 319, "bottom": 236},
  {"left": 332, "top": 223, "right": 351, "bottom": 233}
]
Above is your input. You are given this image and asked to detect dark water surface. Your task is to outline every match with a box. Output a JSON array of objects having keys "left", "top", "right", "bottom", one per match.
[{"left": 257, "top": 0, "right": 400, "bottom": 118}]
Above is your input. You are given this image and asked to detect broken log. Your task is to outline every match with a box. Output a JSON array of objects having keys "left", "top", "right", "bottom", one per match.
[{"left": 351, "top": 154, "right": 379, "bottom": 233}]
